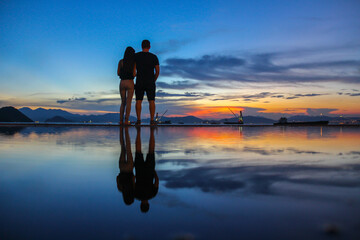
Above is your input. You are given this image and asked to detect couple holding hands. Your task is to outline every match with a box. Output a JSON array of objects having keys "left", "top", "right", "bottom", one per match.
[{"left": 117, "top": 39, "right": 160, "bottom": 125}]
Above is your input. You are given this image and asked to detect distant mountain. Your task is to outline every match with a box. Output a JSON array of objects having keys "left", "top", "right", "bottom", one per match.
[
  {"left": 221, "top": 116, "right": 276, "bottom": 124},
  {"left": 0, "top": 106, "right": 33, "bottom": 122},
  {"left": 19, "top": 107, "right": 204, "bottom": 123},
  {"left": 81, "top": 113, "right": 137, "bottom": 123},
  {"left": 287, "top": 115, "right": 339, "bottom": 122},
  {"left": 19, "top": 107, "right": 136, "bottom": 123},
  {"left": 22, "top": 107, "right": 357, "bottom": 124},
  {"left": 45, "top": 116, "right": 73, "bottom": 122},
  {"left": 20, "top": 107, "right": 75, "bottom": 122}
]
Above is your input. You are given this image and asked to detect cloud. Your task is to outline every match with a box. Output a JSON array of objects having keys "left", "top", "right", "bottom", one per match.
[
  {"left": 249, "top": 53, "right": 284, "bottom": 73},
  {"left": 159, "top": 163, "right": 360, "bottom": 195},
  {"left": 57, "top": 97, "right": 87, "bottom": 104},
  {"left": 154, "top": 38, "right": 195, "bottom": 55},
  {"left": 57, "top": 97, "right": 118, "bottom": 104},
  {"left": 243, "top": 147, "right": 285, "bottom": 156},
  {"left": 83, "top": 90, "right": 118, "bottom": 96},
  {"left": 160, "top": 167, "right": 245, "bottom": 192},
  {"left": 157, "top": 80, "right": 199, "bottom": 89},
  {"left": 271, "top": 95, "right": 285, "bottom": 98},
  {"left": 346, "top": 93, "right": 360, "bottom": 96},
  {"left": 156, "top": 90, "right": 214, "bottom": 99},
  {"left": 210, "top": 92, "right": 326, "bottom": 102},
  {"left": 210, "top": 92, "right": 273, "bottom": 102},
  {"left": 161, "top": 46, "right": 360, "bottom": 84},
  {"left": 157, "top": 159, "right": 198, "bottom": 166},
  {"left": 286, "top": 93, "right": 325, "bottom": 100},
  {"left": 286, "top": 148, "right": 324, "bottom": 155},
  {"left": 336, "top": 90, "right": 360, "bottom": 97},
  {"left": 306, "top": 108, "right": 338, "bottom": 115},
  {"left": 162, "top": 55, "right": 246, "bottom": 81}
]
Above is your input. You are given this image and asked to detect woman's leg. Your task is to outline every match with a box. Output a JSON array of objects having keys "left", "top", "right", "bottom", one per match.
[
  {"left": 119, "top": 82, "right": 127, "bottom": 123},
  {"left": 124, "top": 81, "right": 134, "bottom": 123}
]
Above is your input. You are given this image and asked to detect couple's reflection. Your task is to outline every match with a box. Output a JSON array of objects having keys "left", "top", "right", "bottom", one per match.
[{"left": 116, "top": 127, "right": 159, "bottom": 213}]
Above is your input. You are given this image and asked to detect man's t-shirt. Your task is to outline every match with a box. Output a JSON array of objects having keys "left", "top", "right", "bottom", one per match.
[
  {"left": 134, "top": 152, "right": 158, "bottom": 201},
  {"left": 135, "top": 52, "right": 159, "bottom": 86}
]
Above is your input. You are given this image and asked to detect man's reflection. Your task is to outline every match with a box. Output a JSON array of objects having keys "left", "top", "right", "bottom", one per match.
[
  {"left": 134, "top": 126, "right": 159, "bottom": 213},
  {"left": 116, "top": 127, "right": 135, "bottom": 205}
]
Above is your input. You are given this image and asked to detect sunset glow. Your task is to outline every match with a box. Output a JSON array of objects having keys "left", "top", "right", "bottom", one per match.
[{"left": 0, "top": 0, "right": 359, "bottom": 119}]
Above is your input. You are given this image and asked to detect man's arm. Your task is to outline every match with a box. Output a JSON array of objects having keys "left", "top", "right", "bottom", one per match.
[{"left": 154, "top": 65, "right": 160, "bottom": 82}]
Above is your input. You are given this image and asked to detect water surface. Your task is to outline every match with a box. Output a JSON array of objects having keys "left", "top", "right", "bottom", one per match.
[{"left": 0, "top": 126, "right": 359, "bottom": 239}]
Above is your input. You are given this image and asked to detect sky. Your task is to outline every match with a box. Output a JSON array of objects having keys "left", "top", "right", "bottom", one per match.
[{"left": 1, "top": 0, "right": 360, "bottom": 119}]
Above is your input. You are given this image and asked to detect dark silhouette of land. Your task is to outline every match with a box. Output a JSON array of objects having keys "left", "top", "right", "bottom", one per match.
[
  {"left": 45, "top": 116, "right": 73, "bottom": 123},
  {"left": 18, "top": 107, "right": 278, "bottom": 124},
  {"left": 0, "top": 106, "right": 33, "bottom": 122},
  {"left": 0, "top": 106, "right": 357, "bottom": 125}
]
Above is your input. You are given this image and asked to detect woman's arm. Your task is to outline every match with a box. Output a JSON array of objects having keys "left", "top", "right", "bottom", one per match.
[
  {"left": 133, "top": 63, "right": 137, "bottom": 77},
  {"left": 117, "top": 60, "right": 123, "bottom": 77}
]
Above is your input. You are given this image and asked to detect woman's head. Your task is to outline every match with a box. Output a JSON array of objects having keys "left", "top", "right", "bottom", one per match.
[
  {"left": 124, "top": 46, "right": 135, "bottom": 60},
  {"left": 116, "top": 173, "right": 135, "bottom": 205},
  {"left": 123, "top": 46, "right": 135, "bottom": 74}
]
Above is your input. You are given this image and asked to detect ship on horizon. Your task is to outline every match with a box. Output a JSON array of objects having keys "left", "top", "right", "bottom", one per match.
[{"left": 273, "top": 117, "right": 329, "bottom": 126}]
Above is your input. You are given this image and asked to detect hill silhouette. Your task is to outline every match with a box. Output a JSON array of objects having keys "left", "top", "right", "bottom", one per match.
[
  {"left": 20, "top": 107, "right": 76, "bottom": 122},
  {"left": 18, "top": 107, "right": 358, "bottom": 124},
  {"left": 18, "top": 107, "right": 276, "bottom": 124},
  {"left": 0, "top": 106, "right": 33, "bottom": 122},
  {"left": 19, "top": 107, "right": 203, "bottom": 123},
  {"left": 45, "top": 116, "right": 73, "bottom": 122}
]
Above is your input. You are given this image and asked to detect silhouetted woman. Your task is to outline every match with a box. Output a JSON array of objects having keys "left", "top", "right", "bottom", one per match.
[
  {"left": 117, "top": 47, "right": 136, "bottom": 125},
  {"left": 116, "top": 127, "right": 135, "bottom": 205}
]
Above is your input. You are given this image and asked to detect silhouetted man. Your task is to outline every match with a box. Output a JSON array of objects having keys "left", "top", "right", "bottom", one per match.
[
  {"left": 134, "top": 127, "right": 159, "bottom": 213},
  {"left": 135, "top": 40, "right": 160, "bottom": 125}
]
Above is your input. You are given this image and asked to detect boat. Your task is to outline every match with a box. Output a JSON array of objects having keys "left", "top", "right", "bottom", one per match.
[
  {"left": 223, "top": 108, "right": 244, "bottom": 124},
  {"left": 273, "top": 117, "right": 329, "bottom": 126}
]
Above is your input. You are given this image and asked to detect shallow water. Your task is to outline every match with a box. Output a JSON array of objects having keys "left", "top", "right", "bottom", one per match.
[{"left": 0, "top": 126, "right": 359, "bottom": 240}]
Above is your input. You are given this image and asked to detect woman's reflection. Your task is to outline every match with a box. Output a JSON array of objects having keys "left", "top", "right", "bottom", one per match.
[
  {"left": 134, "top": 126, "right": 159, "bottom": 213},
  {"left": 116, "top": 126, "right": 135, "bottom": 205}
]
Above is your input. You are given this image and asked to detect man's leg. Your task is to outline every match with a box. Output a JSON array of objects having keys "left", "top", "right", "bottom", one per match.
[
  {"left": 146, "top": 84, "right": 156, "bottom": 122},
  {"left": 136, "top": 126, "right": 141, "bottom": 153},
  {"left": 149, "top": 100, "right": 155, "bottom": 122},
  {"left": 135, "top": 85, "right": 145, "bottom": 123},
  {"left": 136, "top": 100, "right": 142, "bottom": 121}
]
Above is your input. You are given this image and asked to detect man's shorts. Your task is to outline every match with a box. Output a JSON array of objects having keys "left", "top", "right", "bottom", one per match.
[
  {"left": 135, "top": 83, "right": 156, "bottom": 101},
  {"left": 135, "top": 152, "right": 155, "bottom": 177}
]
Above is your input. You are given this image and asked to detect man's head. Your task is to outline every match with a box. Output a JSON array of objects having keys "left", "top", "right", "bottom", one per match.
[{"left": 141, "top": 40, "right": 150, "bottom": 50}]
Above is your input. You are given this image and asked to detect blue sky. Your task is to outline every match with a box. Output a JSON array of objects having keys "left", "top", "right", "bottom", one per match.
[{"left": 1, "top": 0, "right": 359, "bottom": 118}]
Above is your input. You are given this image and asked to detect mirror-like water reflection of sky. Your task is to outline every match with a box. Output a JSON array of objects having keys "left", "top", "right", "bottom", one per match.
[{"left": 0, "top": 126, "right": 359, "bottom": 240}]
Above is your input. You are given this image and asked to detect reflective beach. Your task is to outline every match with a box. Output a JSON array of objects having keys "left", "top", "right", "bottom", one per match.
[{"left": 0, "top": 126, "right": 359, "bottom": 239}]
